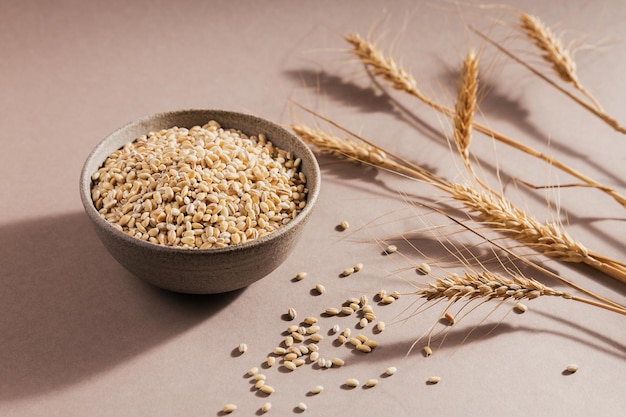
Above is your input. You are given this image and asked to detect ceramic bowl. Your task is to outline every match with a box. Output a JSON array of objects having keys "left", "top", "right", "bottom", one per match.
[{"left": 80, "top": 109, "right": 320, "bottom": 294}]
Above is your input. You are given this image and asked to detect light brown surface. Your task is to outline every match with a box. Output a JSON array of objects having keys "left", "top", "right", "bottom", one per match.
[{"left": 1, "top": 1, "right": 625, "bottom": 416}]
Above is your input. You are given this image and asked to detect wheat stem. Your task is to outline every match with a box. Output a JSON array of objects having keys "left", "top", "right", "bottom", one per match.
[{"left": 344, "top": 32, "right": 626, "bottom": 208}]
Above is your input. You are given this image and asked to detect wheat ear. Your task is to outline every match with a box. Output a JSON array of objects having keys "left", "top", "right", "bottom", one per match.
[
  {"left": 453, "top": 50, "right": 481, "bottom": 180},
  {"left": 415, "top": 270, "right": 626, "bottom": 316},
  {"left": 344, "top": 32, "right": 626, "bottom": 208},
  {"left": 518, "top": 13, "right": 603, "bottom": 111}
]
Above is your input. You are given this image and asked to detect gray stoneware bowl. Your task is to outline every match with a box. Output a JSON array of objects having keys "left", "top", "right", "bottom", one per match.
[{"left": 80, "top": 109, "right": 320, "bottom": 294}]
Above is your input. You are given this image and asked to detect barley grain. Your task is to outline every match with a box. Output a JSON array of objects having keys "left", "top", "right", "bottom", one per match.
[
  {"left": 339, "top": 220, "right": 349, "bottom": 230},
  {"left": 357, "top": 344, "right": 372, "bottom": 353},
  {"left": 427, "top": 376, "right": 441, "bottom": 384},
  {"left": 331, "top": 357, "right": 345, "bottom": 367},
  {"left": 365, "top": 378, "right": 379, "bottom": 387},
  {"left": 310, "top": 351, "right": 319, "bottom": 361},
  {"left": 247, "top": 367, "right": 259, "bottom": 377},
  {"left": 384, "top": 244, "right": 397, "bottom": 254},
  {"left": 444, "top": 312, "right": 456, "bottom": 325},
  {"left": 273, "top": 347, "right": 286, "bottom": 355},
  {"left": 255, "top": 379, "right": 266, "bottom": 389},
  {"left": 514, "top": 302, "right": 528, "bottom": 313},
  {"left": 325, "top": 307, "right": 340, "bottom": 316},
  {"left": 566, "top": 364, "right": 579, "bottom": 373},
  {"left": 359, "top": 318, "right": 368, "bottom": 328},
  {"left": 310, "top": 385, "right": 324, "bottom": 394},
  {"left": 331, "top": 324, "right": 341, "bottom": 333},
  {"left": 295, "top": 272, "right": 308, "bottom": 281},
  {"left": 267, "top": 356, "right": 276, "bottom": 367},
  {"left": 416, "top": 262, "right": 432, "bottom": 275},
  {"left": 223, "top": 404, "right": 237, "bottom": 413},
  {"left": 283, "top": 361, "right": 297, "bottom": 371},
  {"left": 424, "top": 346, "right": 433, "bottom": 357},
  {"left": 287, "top": 308, "right": 297, "bottom": 320},
  {"left": 297, "top": 402, "right": 307, "bottom": 411},
  {"left": 315, "top": 284, "right": 326, "bottom": 294},
  {"left": 375, "top": 321, "right": 385, "bottom": 332},
  {"left": 310, "top": 333, "right": 323, "bottom": 342},
  {"left": 385, "top": 366, "right": 397, "bottom": 376},
  {"left": 345, "top": 378, "right": 359, "bottom": 387},
  {"left": 261, "top": 402, "right": 272, "bottom": 413},
  {"left": 341, "top": 306, "right": 354, "bottom": 315},
  {"left": 304, "top": 316, "right": 318, "bottom": 325},
  {"left": 292, "top": 332, "right": 305, "bottom": 342},
  {"left": 260, "top": 385, "right": 275, "bottom": 395},
  {"left": 354, "top": 263, "right": 364, "bottom": 272},
  {"left": 341, "top": 267, "right": 355, "bottom": 277}
]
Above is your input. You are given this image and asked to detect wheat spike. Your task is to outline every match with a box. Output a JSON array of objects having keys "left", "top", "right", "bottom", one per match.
[
  {"left": 453, "top": 50, "right": 479, "bottom": 165},
  {"left": 416, "top": 270, "right": 568, "bottom": 302},
  {"left": 518, "top": 13, "right": 579, "bottom": 86}
]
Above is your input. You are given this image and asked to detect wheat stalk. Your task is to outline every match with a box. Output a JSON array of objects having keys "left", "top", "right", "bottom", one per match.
[
  {"left": 518, "top": 13, "right": 602, "bottom": 111},
  {"left": 344, "top": 32, "right": 626, "bottom": 208}
]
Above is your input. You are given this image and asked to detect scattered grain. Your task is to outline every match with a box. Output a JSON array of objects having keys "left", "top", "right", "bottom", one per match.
[
  {"left": 359, "top": 318, "right": 368, "bottom": 328},
  {"left": 267, "top": 356, "right": 276, "bottom": 367},
  {"left": 331, "top": 357, "right": 345, "bottom": 367},
  {"left": 349, "top": 337, "right": 362, "bottom": 346},
  {"left": 310, "top": 385, "right": 324, "bottom": 394},
  {"left": 283, "top": 361, "right": 297, "bottom": 371},
  {"left": 365, "top": 378, "right": 379, "bottom": 387},
  {"left": 310, "top": 351, "right": 320, "bottom": 361},
  {"left": 337, "top": 335, "right": 347, "bottom": 344},
  {"left": 354, "top": 263, "right": 363, "bottom": 272},
  {"left": 238, "top": 343, "right": 247, "bottom": 354},
  {"left": 310, "top": 333, "right": 323, "bottom": 342},
  {"left": 385, "top": 366, "right": 397, "bottom": 376},
  {"left": 260, "top": 385, "right": 275, "bottom": 395},
  {"left": 284, "top": 336, "right": 294, "bottom": 347},
  {"left": 293, "top": 358, "right": 306, "bottom": 367},
  {"left": 287, "top": 325, "right": 299, "bottom": 333},
  {"left": 287, "top": 308, "right": 297, "bottom": 320},
  {"left": 364, "top": 340, "right": 378, "bottom": 349},
  {"left": 566, "top": 364, "right": 579, "bottom": 373},
  {"left": 427, "top": 376, "right": 441, "bottom": 384},
  {"left": 295, "top": 272, "right": 308, "bottom": 281},
  {"left": 341, "top": 267, "right": 355, "bottom": 277},
  {"left": 304, "top": 316, "right": 318, "bottom": 325},
  {"left": 375, "top": 321, "right": 385, "bottom": 332},
  {"left": 255, "top": 379, "right": 266, "bottom": 389},
  {"left": 345, "top": 378, "right": 360, "bottom": 387},
  {"left": 223, "top": 404, "right": 237, "bottom": 413},
  {"left": 261, "top": 402, "right": 272, "bottom": 413},
  {"left": 255, "top": 373, "right": 267, "bottom": 381},
  {"left": 331, "top": 324, "right": 341, "bottom": 333},
  {"left": 341, "top": 306, "right": 354, "bottom": 315},
  {"left": 514, "top": 302, "right": 528, "bottom": 313},
  {"left": 292, "top": 332, "right": 305, "bottom": 342},
  {"left": 315, "top": 284, "right": 326, "bottom": 294},
  {"left": 273, "top": 347, "right": 286, "bottom": 355},
  {"left": 416, "top": 262, "right": 432, "bottom": 275},
  {"left": 284, "top": 353, "right": 298, "bottom": 361},
  {"left": 384, "top": 244, "right": 397, "bottom": 254},
  {"left": 382, "top": 295, "right": 395, "bottom": 304},
  {"left": 247, "top": 367, "right": 259, "bottom": 377},
  {"left": 356, "top": 344, "right": 372, "bottom": 353},
  {"left": 297, "top": 402, "right": 307, "bottom": 411},
  {"left": 444, "top": 312, "right": 455, "bottom": 325},
  {"left": 325, "top": 308, "right": 340, "bottom": 316},
  {"left": 339, "top": 220, "right": 349, "bottom": 230},
  {"left": 306, "top": 325, "right": 321, "bottom": 334},
  {"left": 423, "top": 346, "right": 433, "bottom": 357}
]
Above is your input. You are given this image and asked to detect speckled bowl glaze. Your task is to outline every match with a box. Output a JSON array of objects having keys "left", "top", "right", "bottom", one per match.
[{"left": 80, "top": 109, "right": 320, "bottom": 294}]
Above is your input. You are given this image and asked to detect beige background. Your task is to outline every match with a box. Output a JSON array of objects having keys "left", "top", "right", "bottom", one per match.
[{"left": 1, "top": 0, "right": 625, "bottom": 416}]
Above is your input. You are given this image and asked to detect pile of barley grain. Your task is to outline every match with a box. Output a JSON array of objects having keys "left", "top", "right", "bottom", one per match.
[{"left": 90, "top": 120, "right": 308, "bottom": 249}]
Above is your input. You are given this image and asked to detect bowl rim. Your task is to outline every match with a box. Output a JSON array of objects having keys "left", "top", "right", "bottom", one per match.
[{"left": 79, "top": 108, "right": 321, "bottom": 255}]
